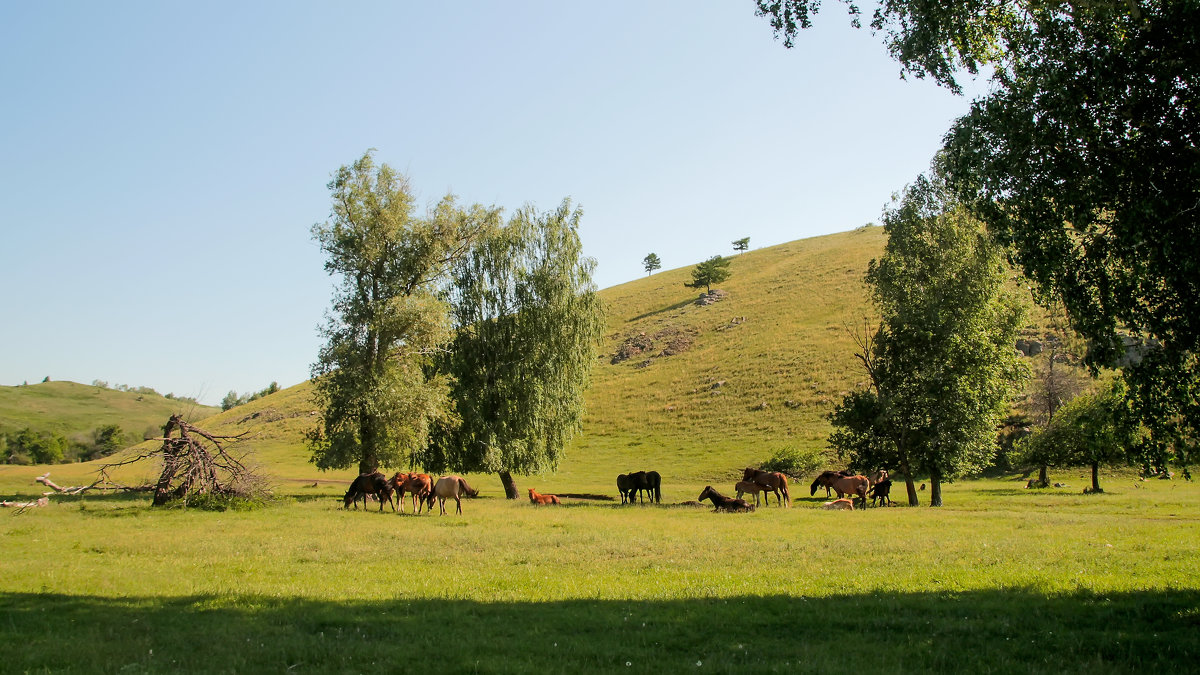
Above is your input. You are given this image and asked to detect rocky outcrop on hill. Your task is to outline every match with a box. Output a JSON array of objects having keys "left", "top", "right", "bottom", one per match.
[{"left": 611, "top": 326, "right": 697, "bottom": 365}]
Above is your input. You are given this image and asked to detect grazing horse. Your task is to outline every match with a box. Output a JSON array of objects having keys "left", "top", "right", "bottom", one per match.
[
  {"left": 733, "top": 480, "right": 770, "bottom": 506},
  {"left": 432, "top": 475, "right": 479, "bottom": 515},
  {"left": 616, "top": 473, "right": 637, "bottom": 504},
  {"left": 869, "top": 478, "right": 893, "bottom": 507},
  {"left": 528, "top": 488, "right": 560, "bottom": 505},
  {"left": 829, "top": 474, "right": 871, "bottom": 508},
  {"left": 698, "top": 485, "right": 754, "bottom": 513},
  {"left": 392, "top": 472, "right": 434, "bottom": 513},
  {"left": 626, "top": 470, "right": 662, "bottom": 504},
  {"left": 823, "top": 498, "right": 855, "bottom": 510},
  {"left": 344, "top": 472, "right": 395, "bottom": 512},
  {"left": 742, "top": 467, "right": 790, "bottom": 506},
  {"left": 810, "top": 470, "right": 855, "bottom": 497}
]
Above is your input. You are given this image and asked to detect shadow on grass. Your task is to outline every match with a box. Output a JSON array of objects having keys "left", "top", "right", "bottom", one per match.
[
  {"left": 627, "top": 297, "right": 695, "bottom": 323},
  {"left": 1, "top": 589, "right": 1195, "bottom": 673}
]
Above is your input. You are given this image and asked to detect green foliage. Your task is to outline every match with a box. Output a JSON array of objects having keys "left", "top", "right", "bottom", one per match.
[
  {"left": 684, "top": 255, "right": 732, "bottom": 294},
  {"left": 642, "top": 252, "right": 662, "bottom": 275},
  {"left": 1018, "top": 381, "right": 1143, "bottom": 492},
  {"left": 308, "top": 150, "right": 500, "bottom": 474},
  {"left": 830, "top": 165, "right": 1026, "bottom": 505},
  {"left": 222, "top": 381, "right": 281, "bottom": 411},
  {"left": 420, "top": 200, "right": 605, "bottom": 480},
  {"left": 758, "top": 445, "right": 823, "bottom": 477},
  {"left": 732, "top": 237, "right": 750, "bottom": 253}
]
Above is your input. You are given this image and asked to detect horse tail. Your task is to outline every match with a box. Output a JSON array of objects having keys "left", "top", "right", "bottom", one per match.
[{"left": 779, "top": 474, "right": 790, "bottom": 506}]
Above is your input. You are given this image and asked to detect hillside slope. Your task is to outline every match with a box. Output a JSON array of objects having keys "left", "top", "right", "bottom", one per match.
[
  {"left": 1, "top": 229, "right": 894, "bottom": 493},
  {"left": 0, "top": 381, "right": 218, "bottom": 444}
]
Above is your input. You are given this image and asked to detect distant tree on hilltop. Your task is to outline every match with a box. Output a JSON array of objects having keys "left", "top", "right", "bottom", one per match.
[
  {"left": 642, "top": 253, "right": 662, "bottom": 276},
  {"left": 685, "top": 255, "right": 731, "bottom": 294},
  {"left": 732, "top": 237, "right": 750, "bottom": 253}
]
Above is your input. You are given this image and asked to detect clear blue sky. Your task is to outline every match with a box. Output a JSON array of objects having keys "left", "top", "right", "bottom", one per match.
[{"left": 0, "top": 1, "right": 985, "bottom": 405}]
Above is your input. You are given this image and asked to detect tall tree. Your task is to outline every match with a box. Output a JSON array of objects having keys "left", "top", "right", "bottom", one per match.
[
  {"left": 830, "top": 166, "right": 1026, "bottom": 506},
  {"left": 685, "top": 255, "right": 732, "bottom": 294},
  {"left": 417, "top": 200, "right": 605, "bottom": 498},
  {"left": 732, "top": 237, "right": 750, "bottom": 253},
  {"left": 756, "top": 0, "right": 1200, "bottom": 468},
  {"left": 642, "top": 252, "right": 662, "bottom": 276},
  {"left": 308, "top": 151, "right": 499, "bottom": 475}
]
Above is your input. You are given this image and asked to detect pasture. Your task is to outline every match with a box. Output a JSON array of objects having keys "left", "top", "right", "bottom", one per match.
[{"left": 2, "top": 474, "right": 1198, "bottom": 673}]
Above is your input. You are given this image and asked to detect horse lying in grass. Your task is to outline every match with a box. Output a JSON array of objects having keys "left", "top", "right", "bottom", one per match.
[
  {"left": 698, "top": 486, "right": 755, "bottom": 512},
  {"left": 742, "top": 467, "right": 790, "bottom": 506},
  {"left": 433, "top": 476, "right": 478, "bottom": 515},
  {"left": 528, "top": 488, "right": 560, "bottom": 505},
  {"left": 344, "top": 472, "right": 395, "bottom": 512},
  {"left": 823, "top": 498, "right": 855, "bottom": 510}
]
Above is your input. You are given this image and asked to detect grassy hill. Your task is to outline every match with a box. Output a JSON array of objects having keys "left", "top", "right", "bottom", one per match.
[
  {"left": 3, "top": 226, "right": 1053, "bottom": 495},
  {"left": 0, "top": 380, "right": 218, "bottom": 446}
]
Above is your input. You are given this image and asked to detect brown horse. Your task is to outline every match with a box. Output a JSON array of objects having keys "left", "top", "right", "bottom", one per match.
[
  {"left": 829, "top": 474, "right": 871, "bottom": 507},
  {"left": 742, "top": 467, "right": 790, "bottom": 506},
  {"left": 528, "top": 488, "right": 560, "bottom": 505},
  {"left": 698, "top": 485, "right": 755, "bottom": 512},
  {"left": 391, "top": 472, "right": 434, "bottom": 513},
  {"left": 733, "top": 480, "right": 770, "bottom": 506},
  {"left": 344, "top": 472, "right": 395, "bottom": 512},
  {"left": 433, "top": 475, "right": 479, "bottom": 515},
  {"left": 616, "top": 473, "right": 637, "bottom": 504},
  {"left": 810, "top": 470, "right": 855, "bottom": 497}
]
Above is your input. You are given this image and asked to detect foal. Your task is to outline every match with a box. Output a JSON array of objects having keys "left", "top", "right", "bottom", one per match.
[{"left": 528, "top": 488, "right": 561, "bottom": 505}]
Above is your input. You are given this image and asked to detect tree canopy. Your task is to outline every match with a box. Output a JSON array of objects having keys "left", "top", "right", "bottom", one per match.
[
  {"left": 757, "top": 0, "right": 1199, "bottom": 469},
  {"left": 642, "top": 252, "right": 662, "bottom": 275},
  {"left": 308, "top": 151, "right": 499, "bottom": 474},
  {"left": 685, "top": 255, "right": 732, "bottom": 294},
  {"left": 417, "top": 200, "right": 604, "bottom": 497},
  {"left": 830, "top": 166, "right": 1026, "bottom": 506}
]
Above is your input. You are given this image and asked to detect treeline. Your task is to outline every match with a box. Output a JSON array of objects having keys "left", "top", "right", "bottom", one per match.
[
  {"left": 91, "top": 380, "right": 199, "bottom": 405},
  {"left": 0, "top": 423, "right": 149, "bottom": 465},
  {"left": 221, "top": 382, "right": 279, "bottom": 411}
]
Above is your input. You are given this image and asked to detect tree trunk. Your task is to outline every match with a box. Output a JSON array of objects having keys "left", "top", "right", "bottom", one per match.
[
  {"left": 929, "top": 468, "right": 943, "bottom": 507},
  {"left": 499, "top": 471, "right": 519, "bottom": 500},
  {"left": 1091, "top": 462, "right": 1102, "bottom": 493},
  {"left": 358, "top": 409, "right": 379, "bottom": 475},
  {"left": 900, "top": 458, "right": 919, "bottom": 506},
  {"left": 1037, "top": 464, "right": 1049, "bottom": 488}
]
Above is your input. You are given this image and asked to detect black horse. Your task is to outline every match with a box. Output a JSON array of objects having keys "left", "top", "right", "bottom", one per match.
[
  {"left": 343, "top": 472, "right": 395, "bottom": 512},
  {"left": 869, "top": 478, "right": 893, "bottom": 507},
  {"left": 697, "top": 485, "right": 754, "bottom": 512},
  {"left": 616, "top": 473, "right": 637, "bottom": 504},
  {"left": 625, "top": 470, "right": 662, "bottom": 504}
]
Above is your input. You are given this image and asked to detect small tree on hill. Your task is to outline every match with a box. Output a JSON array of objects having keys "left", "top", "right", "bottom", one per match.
[
  {"left": 732, "top": 237, "right": 750, "bottom": 253},
  {"left": 643, "top": 252, "right": 662, "bottom": 276},
  {"left": 685, "top": 255, "right": 731, "bottom": 294}
]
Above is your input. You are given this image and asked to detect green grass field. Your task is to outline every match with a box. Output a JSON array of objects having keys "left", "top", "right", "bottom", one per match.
[{"left": 1, "top": 475, "right": 1197, "bottom": 673}]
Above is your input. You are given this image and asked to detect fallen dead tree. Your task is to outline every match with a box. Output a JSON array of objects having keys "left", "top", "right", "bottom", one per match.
[{"left": 34, "top": 414, "right": 268, "bottom": 507}]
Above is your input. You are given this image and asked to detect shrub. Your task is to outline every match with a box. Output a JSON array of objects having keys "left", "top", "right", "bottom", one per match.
[{"left": 759, "top": 446, "right": 824, "bottom": 478}]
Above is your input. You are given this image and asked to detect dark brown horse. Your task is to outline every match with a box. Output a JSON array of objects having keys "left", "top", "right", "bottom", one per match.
[
  {"left": 616, "top": 473, "right": 637, "bottom": 504},
  {"left": 698, "top": 485, "right": 754, "bottom": 512},
  {"left": 630, "top": 470, "right": 662, "bottom": 504},
  {"left": 869, "top": 478, "right": 893, "bottom": 507},
  {"left": 344, "top": 472, "right": 395, "bottom": 512},
  {"left": 810, "top": 470, "right": 855, "bottom": 497},
  {"left": 742, "top": 467, "right": 790, "bottom": 506}
]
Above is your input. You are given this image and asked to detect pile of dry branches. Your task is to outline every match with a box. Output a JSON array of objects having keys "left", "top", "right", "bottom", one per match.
[{"left": 36, "top": 414, "right": 268, "bottom": 506}]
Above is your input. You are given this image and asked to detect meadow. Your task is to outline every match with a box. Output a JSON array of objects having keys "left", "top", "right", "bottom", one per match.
[{"left": 2, "top": 474, "right": 1197, "bottom": 673}]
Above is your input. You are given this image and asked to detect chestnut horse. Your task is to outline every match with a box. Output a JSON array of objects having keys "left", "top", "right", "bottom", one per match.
[
  {"left": 810, "top": 470, "right": 855, "bottom": 497},
  {"left": 528, "top": 488, "right": 560, "bottom": 505},
  {"left": 433, "top": 476, "right": 479, "bottom": 515},
  {"left": 829, "top": 474, "right": 871, "bottom": 507},
  {"left": 343, "top": 472, "right": 395, "bottom": 512},
  {"left": 742, "top": 467, "right": 790, "bottom": 506},
  {"left": 391, "top": 472, "right": 434, "bottom": 513},
  {"left": 698, "top": 485, "right": 755, "bottom": 512},
  {"left": 734, "top": 480, "right": 769, "bottom": 506}
]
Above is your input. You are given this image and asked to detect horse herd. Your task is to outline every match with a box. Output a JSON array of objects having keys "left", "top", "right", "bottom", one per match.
[
  {"left": 343, "top": 471, "right": 478, "bottom": 515},
  {"left": 343, "top": 466, "right": 894, "bottom": 515}
]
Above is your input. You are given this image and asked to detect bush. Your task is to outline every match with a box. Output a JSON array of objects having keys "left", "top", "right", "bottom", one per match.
[{"left": 759, "top": 446, "right": 825, "bottom": 478}]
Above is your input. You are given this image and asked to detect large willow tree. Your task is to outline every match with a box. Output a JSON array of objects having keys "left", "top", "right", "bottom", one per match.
[
  {"left": 309, "top": 151, "right": 499, "bottom": 475},
  {"left": 417, "top": 200, "right": 605, "bottom": 498}
]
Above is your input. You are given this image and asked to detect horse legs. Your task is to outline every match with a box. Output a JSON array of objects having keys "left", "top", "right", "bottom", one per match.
[{"left": 454, "top": 496, "right": 462, "bottom": 515}]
